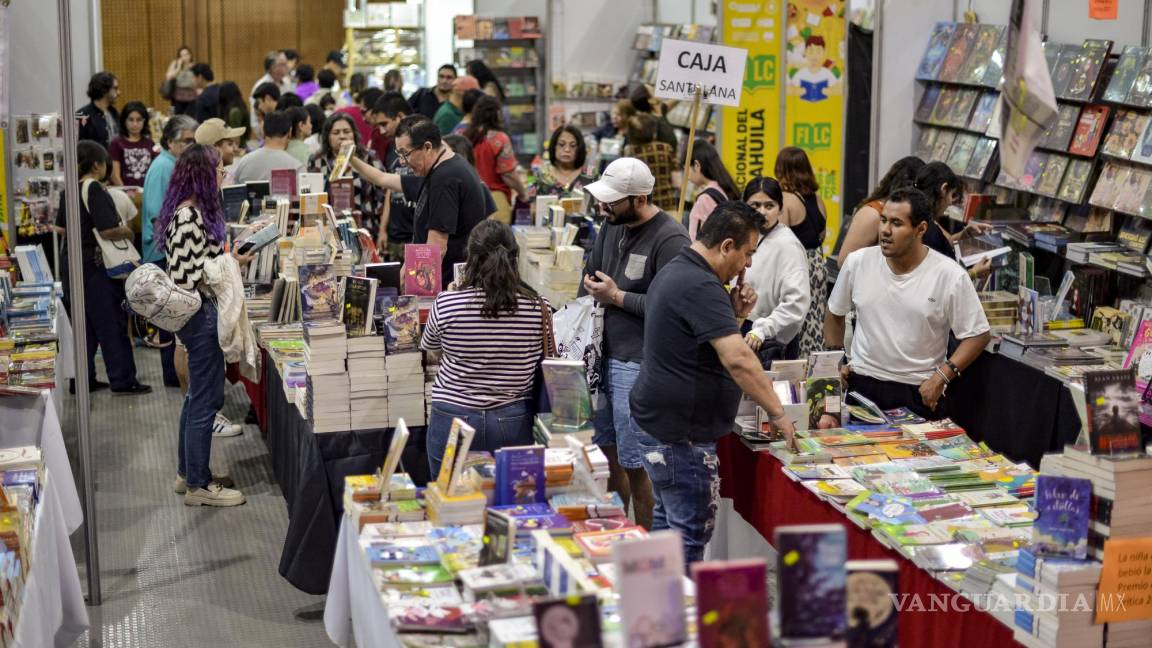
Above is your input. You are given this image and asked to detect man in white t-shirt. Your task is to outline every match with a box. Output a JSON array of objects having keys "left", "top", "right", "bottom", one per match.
[{"left": 825, "top": 187, "right": 991, "bottom": 419}]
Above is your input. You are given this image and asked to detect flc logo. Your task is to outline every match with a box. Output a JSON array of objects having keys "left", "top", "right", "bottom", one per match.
[
  {"left": 792, "top": 122, "right": 833, "bottom": 151},
  {"left": 745, "top": 54, "right": 776, "bottom": 90}
]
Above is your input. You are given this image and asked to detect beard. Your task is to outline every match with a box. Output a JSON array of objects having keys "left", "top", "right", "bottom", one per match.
[{"left": 608, "top": 202, "right": 639, "bottom": 225}]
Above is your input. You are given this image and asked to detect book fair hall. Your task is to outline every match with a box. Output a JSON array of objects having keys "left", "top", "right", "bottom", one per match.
[{"left": 12, "top": 0, "right": 1152, "bottom": 646}]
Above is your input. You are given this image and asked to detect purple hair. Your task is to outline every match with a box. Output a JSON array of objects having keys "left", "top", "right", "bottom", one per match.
[{"left": 154, "top": 144, "right": 226, "bottom": 251}]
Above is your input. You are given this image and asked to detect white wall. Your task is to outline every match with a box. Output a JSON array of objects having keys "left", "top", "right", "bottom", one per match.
[
  {"left": 9, "top": 0, "right": 93, "bottom": 115},
  {"left": 1044, "top": 0, "right": 1145, "bottom": 48}
]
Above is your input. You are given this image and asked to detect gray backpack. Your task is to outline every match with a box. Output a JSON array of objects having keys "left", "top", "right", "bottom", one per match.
[{"left": 124, "top": 263, "right": 202, "bottom": 332}]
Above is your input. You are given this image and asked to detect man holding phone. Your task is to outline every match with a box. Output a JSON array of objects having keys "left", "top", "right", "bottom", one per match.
[{"left": 579, "top": 157, "right": 690, "bottom": 530}]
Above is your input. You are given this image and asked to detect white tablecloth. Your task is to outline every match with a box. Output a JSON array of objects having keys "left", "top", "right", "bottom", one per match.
[
  {"left": 704, "top": 497, "right": 777, "bottom": 562},
  {"left": 324, "top": 515, "right": 404, "bottom": 648},
  {"left": 0, "top": 391, "right": 83, "bottom": 534}
]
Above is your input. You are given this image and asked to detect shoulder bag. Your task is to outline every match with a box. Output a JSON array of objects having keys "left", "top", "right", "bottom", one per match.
[{"left": 82, "top": 179, "right": 141, "bottom": 279}]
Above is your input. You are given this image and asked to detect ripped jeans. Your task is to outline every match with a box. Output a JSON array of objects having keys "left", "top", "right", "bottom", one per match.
[{"left": 630, "top": 417, "right": 720, "bottom": 565}]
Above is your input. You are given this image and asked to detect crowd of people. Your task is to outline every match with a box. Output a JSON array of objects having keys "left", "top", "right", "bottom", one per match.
[{"left": 57, "top": 43, "right": 995, "bottom": 564}]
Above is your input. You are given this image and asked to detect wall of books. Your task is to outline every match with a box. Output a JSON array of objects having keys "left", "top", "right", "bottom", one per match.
[{"left": 343, "top": 3, "right": 427, "bottom": 95}]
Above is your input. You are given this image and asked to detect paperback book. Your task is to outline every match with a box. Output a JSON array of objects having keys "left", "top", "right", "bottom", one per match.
[
  {"left": 1032, "top": 475, "right": 1091, "bottom": 559},
  {"left": 402, "top": 244, "right": 442, "bottom": 296},
  {"left": 494, "top": 445, "right": 546, "bottom": 506},
  {"left": 1084, "top": 369, "right": 1142, "bottom": 454},
  {"left": 340, "top": 276, "right": 377, "bottom": 337},
  {"left": 298, "top": 264, "right": 340, "bottom": 321},
  {"left": 531, "top": 594, "right": 602, "bottom": 648},
  {"left": 915, "top": 22, "right": 957, "bottom": 80},
  {"left": 775, "top": 524, "right": 847, "bottom": 642},
  {"left": 436, "top": 417, "right": 478, "bottom": 496},
  {"left": 845, "top": 560, "right": 899, "bottom": 648},
  {"left": 612, "top": 530, "right": 686, "bottom": 648},
  {"left": 1067, "top": 104, "right": 1109, "bottom": 157},
  {"left": 691, "top": 559, "right": 770, "bottom": 648}
]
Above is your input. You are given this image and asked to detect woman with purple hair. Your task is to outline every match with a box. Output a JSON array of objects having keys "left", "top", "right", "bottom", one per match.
[{"left": 154, "top": 143, "right": 245, "bottom": 507}]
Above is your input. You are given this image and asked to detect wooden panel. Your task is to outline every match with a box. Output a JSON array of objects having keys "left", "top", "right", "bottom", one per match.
[{"left": 101, "top": 0, "right": 345, "bottom": 113}]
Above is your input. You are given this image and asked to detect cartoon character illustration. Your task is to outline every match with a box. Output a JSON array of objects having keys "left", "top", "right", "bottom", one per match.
[{"left": 789, "top": 35, "right": 841, "bottom": 102}]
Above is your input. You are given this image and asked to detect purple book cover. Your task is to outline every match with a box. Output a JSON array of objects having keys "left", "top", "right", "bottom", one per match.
[
  {"left": 775, "top": 524, "right": 847, "bottom": 642},
  {"left": 495, "top": 446, "right": 546, "bottom": 506},
  {"left": 691, "top": 559, "right": 769, "bottom": 648}
]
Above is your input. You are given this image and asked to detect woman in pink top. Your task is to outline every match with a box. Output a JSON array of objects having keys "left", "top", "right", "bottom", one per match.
[{"left": 686, "top": 139, "right": 739, "bottom": 240}]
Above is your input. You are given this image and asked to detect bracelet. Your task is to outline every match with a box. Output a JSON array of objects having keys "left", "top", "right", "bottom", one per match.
[
  {"left": 933, "top": 365, "right": 952, "bottom": 385},
  {"left": 944, "top": 359, "right": 961, "bottom": 377}
]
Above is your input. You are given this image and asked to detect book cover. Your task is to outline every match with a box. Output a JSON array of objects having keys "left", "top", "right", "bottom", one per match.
[
  {"left": 914, "top": 128, "right": 939, "bottom": 159},
  {"left": 435, "top": 417, "right": 477, "bottom": 496},
  {"left": 806, "top": 378, "right": 843, "bottom": 428},
  {"left": 1115, "top": 168, "right": 1151, "bottom": 215},
  {"left": 1124, "top": 320, "right": 1152, "bottom": 376},
  {"left": 478, "top": 509, "right": 513, "bottom": 566},
  {"left": 928, "top": 129, "right": 957, "bottom": 164},
  {"left": 981, "top": 27, "right": 1009, "bottom": 87},
  {"left": 389, "top": 605, "right": 472, "bottom": 633},
  {"left": 366, "top": 544, "right": 442, "bottom": 566},
  {"left": 328, "top": 141, "right": 354, "bottom": 181},
  {"left": 613, "top": 530, "right": 687, "bottom": 648},
  {"left": 494, "top": 445, "right": 546, "bottom": 506},
  {"left": 1120, "top": 114, "right": 1150, "bottom": 159},
  {"left": 298, "top": 263, "right": 340, "bottom": 321},
  {"left": 1047, "top": 43, "right": 1078, "bottom": 99},
  {"left": 329, "top": 177, "right": 355, "bottom": 213},
  {"left": 1032, "top": 475, "right": 1091, "bottom": 559},
  {"left": 1042, "top": 104, "right": 1081, "bottom": 152},
  {"left": 945, "top": 134, "right": 980, "bottom": 176},
  {"left": 965, "top": 138, "right": 998, "bottom": 180},
  {"left": 364, "top": 261, "right": 403, "bottom": 292},
  {"left": 1089, "top": 162, "right": 1126, "bottom": 208},
  {"left": 269, "top": 168, "right": 297, "bottom": 198},
  {"left": 936, "top": 23, "right": 978, "bottom": 83},
  {"left": 1068, "top": 104, "right": 1109, "bottom": 157},
  {"left": 929, "top": 87, "right": 958, "bottom": 126},
  {"left": 1130, "top": 116, "right": 1152, "bottom": 165},
  {"left": 691, "top": 559, "right": 770, "bottom": 648},
  {"left": 381, "top": 420, "right": 410, "bottom": 496},
  {"left": 1104, "top": 45, "right": 1148, "bottom": 103},
  {"left": 1126, "top": 50, "right": 1152, "bottom": 107},
  {"left": 1034, "top": 154, "right": 1068, "bottom": 197},
  {"left": 531, "top": 594, "right": 602, "bottom": 648},
  {"left": 1065, "top": 39, "right": 1112, "bottom": 102},
  {"left": 1057, "top": 158, "right": 1094, "bottom": 203},
  {"left": 1084, "top": 369, "right": 1143, "bottom": 454},
  {"left": 245, "top": 181, "right": 270, "bottom": 216},
  {"left": 221, "top": 184, "right": 249, "bottom": 223},
  {"left": 775, "top": 524, "right": 847, "bottom": 642},
  {"left": 382, "top": 295, "right": 419, "bottom": 353},
  {"left": 1019, "top": 150, "right": 1048, "bottom": 190},
  {"left": 958, "top": 24, "right": 1006, "bottom": 86},
  {"left": 916, "top": 22, "right": 957, "bottom": 81},
  {"left": 967, "top": 91, "right": 999, "bottom": 133},
  {"left": 845, "top": 560, "right": 899, "bottom": 648},
  {"left": 573, "top": 527, "right": 648, "bottom": 562},
  {"left": 341, "top": 276, "right": 377, "bottom": 337},
  {"left": 1102, "top": 110, "right": 1144, "bottom": 158},
  {"left": 542, "top": 359, "right": 593, "bottom": 427},
  {"left": 402, "top": 244, "right": 442, "bottom": 296},
  {"left": 946, "top": 88, "right": 980, "bottom": 129},
  {"left": 914, "top": 85, "right": 942, "bottom": 123}
]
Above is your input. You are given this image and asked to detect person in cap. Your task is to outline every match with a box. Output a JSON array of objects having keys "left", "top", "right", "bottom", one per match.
[
  {"left": 433, "top": 75, "right": 481, "bottom": 135},
  {"left": 630, "top": 201, "right": 798, "bottom": 563},
  {"left": 577, "top": 157, "right": 690, "bottom": 530},
  {"left": 195, "top": 118, "right": 246, "bottom": 184}
]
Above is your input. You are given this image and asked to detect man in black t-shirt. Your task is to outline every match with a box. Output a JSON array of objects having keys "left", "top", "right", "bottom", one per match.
[
  {"left": 629, "top": 202, "right": 796, "bottom": 563},
  {"left": 371, "top": 93, "right": 417, "bottom": 263},
  {"left": 350, "top": 115, "right": 494, "bottom": 288},
  {"left": 408, "top": 64, "right": 457, "bottom": 120}
]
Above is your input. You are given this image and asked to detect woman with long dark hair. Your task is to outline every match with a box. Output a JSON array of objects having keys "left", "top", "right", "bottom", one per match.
[
  {"left": 686, "top": 139, "right": 739, "bottom": 239},
  {"left": 532, "top": 125, "right": 596, "bottom": 198},
  {"left": 913, "top": 161, "right": 994, "bottom": 278},
  {"left": 307, "top": 113, "right": 386, "bottom": 235},
  {"left": 420, "top": 219, "right": 547, "bottom": 477},
  {"left": 154, "top": 144, "right": 245, "bottom": 507},
  {"left": 108, "top": 101, "right": 156, "bottom": 187},
  {"left": 217, "top": 81, "right": 250, "bottom": 150},
  {"left": 466, "top": 59, "right": 506, "bottom": 102},
  {"left": 741, "top": 177, "right": 811, "bottom": 364},
  {"left": 774, "top": 146, "right": 828, "bottom": 356},
  {"left": 465, "top": 94, "right": 526, "bottom": 223},
  {"left": 835, "top": 155, "right": 925, "bottom": 268}
]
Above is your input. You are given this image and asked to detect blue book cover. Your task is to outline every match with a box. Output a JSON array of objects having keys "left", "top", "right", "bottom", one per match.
[
  {"left": 775, "top": 524, "right": 847, "bottom": 642},
  {"left": 489, "top": 503, "right": 555, "bottom": 517},
  {"left": 1032, "top": 475, "right": 1091, "bottom": 559},
  {"left": 366, "top": 544, "right": 442, "bottom": 566},
  {"left": 494, "top": 445, "right": 546, "bottom": 506}
]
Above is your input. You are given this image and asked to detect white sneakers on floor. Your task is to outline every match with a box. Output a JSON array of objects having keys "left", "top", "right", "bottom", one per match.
[
  {"left": 173, "top": 473, "right": 235, "bottom": 495},
  {"left": 184, "top": 482, "right": 246, "bottom": 507},
  {"left": 212, "top": 413, "right": 244, "bottom": 437}
]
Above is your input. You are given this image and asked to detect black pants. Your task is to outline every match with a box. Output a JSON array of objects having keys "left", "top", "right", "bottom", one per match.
[
  {"left": 847, "top": 372, "right": 943, "bottom": 421},
  {"left": 151, "top": 258, "right": 178, "bottom": 385},
  {"left": 83, "top": 268, "right": 138, "bottom": 389}
]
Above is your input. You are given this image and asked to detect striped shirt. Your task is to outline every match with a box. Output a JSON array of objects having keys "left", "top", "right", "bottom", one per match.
[
  {"left": 165, "top": 205, "right": 222, "bottom": 291},
  {"left": 420, "top": 289, "right": 547, "bottom": 409}
]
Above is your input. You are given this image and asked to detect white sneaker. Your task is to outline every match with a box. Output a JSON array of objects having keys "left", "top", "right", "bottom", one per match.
[
  {"left": 184, "top": 482, "right": 246, "bottom": 507},
  {"left": 212, "top": 413, "right": 243, "bottom": 437},
  {"left": 174, "top": 473, "right": 234, "bottom": 495}
]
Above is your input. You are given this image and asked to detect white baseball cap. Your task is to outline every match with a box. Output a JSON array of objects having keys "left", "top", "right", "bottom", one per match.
[{"left": 584, "top": 157, "right": 655, "bottom": 203}]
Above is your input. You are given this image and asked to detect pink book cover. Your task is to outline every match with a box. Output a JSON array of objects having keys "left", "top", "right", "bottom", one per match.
[
  {"left": 1124, "top": 319, "right": 1152, "bottom": 371},
  {"left": 402, "top": 244, "right": 442, "bottom": 296},
  {"left": 691, "top": 559, "right": 770, "bottom": 648},
  {"left": 270, "top": 168, "right": 297, "bottom": 198}
]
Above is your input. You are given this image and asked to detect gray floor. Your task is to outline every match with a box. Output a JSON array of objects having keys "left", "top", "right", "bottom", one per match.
[{"left": 60, "top": 345, "right": 330, "bottom": 647}]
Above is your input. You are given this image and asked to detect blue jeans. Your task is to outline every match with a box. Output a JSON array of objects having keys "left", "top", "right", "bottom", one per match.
[
  {"left": 591, "top": 359, "right": 643, "bottom": 469},
  {"left": 632, "top": 417, "right": 720, "bottom": 565},
  {"left": 176, "top": 300, "right": 224, "bottom": 489},
  {"left": 427, "top": 399, "right": 534, "bottom": 478}
]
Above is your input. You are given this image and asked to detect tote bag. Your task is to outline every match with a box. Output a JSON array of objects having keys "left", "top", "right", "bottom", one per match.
[{"left": 81, "top": 179, "right": 140, "bottom": 279}]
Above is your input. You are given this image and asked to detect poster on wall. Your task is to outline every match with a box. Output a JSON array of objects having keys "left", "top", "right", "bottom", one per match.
[
  {"left": 719, "top": 1, "right": 783, "bottom": 193},
  {"left": 783, "top": 0, "right": 846, "bottom": 254}
]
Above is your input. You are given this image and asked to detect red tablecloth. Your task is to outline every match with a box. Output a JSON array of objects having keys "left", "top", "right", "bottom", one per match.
[{"left": 717, "top": 435, "right": 1021, "bottom": 648}]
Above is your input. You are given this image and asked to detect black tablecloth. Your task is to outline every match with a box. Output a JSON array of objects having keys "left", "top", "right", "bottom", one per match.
[
  {"left": 264, "top": 361, "right": 424, "bottom": 594},
  {"left": 947, "top": 351, "right": 1081, "bottom": 469}
]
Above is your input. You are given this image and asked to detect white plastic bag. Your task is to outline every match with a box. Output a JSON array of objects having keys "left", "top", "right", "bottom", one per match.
[{"left": 552, "top": 295, "right": 605, "bottom": 403}]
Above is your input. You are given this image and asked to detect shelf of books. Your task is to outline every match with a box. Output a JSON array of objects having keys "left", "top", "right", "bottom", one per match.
[
  {"left": 453, "top": 16, "right": 546, "bottom": 164},
  {"left": 342, "top": 5, "right": 427, "bottom": 94}
]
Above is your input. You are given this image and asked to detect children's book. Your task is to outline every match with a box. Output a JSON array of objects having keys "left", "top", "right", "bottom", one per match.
[{"left": 1032, "top": 475, "right": 1091, "bottom": 559}]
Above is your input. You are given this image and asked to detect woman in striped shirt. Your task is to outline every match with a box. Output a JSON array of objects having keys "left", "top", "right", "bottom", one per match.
[{"left": 420, "top": 219, "right": 548, "bottom": 477}]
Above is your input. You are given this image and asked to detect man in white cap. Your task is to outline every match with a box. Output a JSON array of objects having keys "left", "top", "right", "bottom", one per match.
[
  {"left": 579, "top": 157, "right": 690, "bottom": 531},
  {"left": 194, "top": 118, "right": 246, "bottom": 182}
]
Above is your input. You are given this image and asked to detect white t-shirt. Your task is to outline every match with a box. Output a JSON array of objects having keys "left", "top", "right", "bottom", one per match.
[{"left": 828, "top": 246, "right": 990, "bottom": 385}]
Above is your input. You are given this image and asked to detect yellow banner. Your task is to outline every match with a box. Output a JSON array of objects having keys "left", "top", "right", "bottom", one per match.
[
  {"left": 720, "top": 2, "right": 782, "bottom": 191},
  {"left": 783, "top": 1, "right": 846, "bottom": 253}
]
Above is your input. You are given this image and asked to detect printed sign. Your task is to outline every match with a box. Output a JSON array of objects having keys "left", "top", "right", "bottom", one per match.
[
  {"left": 655, "top": 39, "right": 748, "bottom": 107},
  {"left": 721, "top": 2, "right": 783, "bottom": 191}
]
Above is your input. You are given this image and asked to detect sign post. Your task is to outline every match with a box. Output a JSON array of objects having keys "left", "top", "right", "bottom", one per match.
[{"left": 654, "top": 38, "right": 748, "bottom": 221}]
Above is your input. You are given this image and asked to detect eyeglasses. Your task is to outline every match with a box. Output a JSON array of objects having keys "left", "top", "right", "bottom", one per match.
[{"left": 396, "top": 145, "right": 427, "bottom": 162}]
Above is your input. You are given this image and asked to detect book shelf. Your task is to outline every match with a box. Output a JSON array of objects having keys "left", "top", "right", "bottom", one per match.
[
  {"left": 343, "top": 7, "right": 427, "bottom": 94},
  {"left": 453, "top": 16, "right": 547, "bottom": 165}
]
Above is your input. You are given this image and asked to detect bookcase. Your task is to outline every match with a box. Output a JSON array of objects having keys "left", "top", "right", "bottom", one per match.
[{"left": 343, "top": 6, "right": 427, "bottom": 95}]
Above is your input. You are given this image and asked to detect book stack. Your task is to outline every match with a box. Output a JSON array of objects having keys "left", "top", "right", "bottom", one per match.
[
  {"left": 1012, "top": 548, "right": 1103, "bottom": 648},
  {"left": 425, "top": 483, "right": 488, "bottom": 526},
  {"left": 1107, "top": 620, "right": 1152, "bottom": 648},
  {"left": 386, "top": 352, "right": 425, "bottom": 427},
  {"left": 979, "top": 291, "right": 1019, "bottom": 332},
  {"left": 998, "top": 332, "right": 1068, "bottom": 362},
  {"left": 303, "top": 320, "right": 350, "bottom": 433},
  {"left": 347, "top": 335, "right": 387, "bottom": 431}
]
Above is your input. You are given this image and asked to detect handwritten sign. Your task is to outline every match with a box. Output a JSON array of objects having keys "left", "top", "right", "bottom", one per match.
[
  {"left": 655, "top": 39, "right": 748, "bottom": 107},
  {"left": 1096, "top": 537, "right": 1152, "bottom": 623}
]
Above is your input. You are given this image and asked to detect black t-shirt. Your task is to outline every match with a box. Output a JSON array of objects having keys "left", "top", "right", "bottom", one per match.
[
  {"left": 629, "top": 247, "right": 743, "bottom": 444},
  {"left": 408, "top": 87, "right": 444, "bottom": 120},
  {"left": 56, "top": 181, "right": 122, "bottom": 272},
  {"left": 401, "top": 154, "right": 494, "bottom": 288},
  {"left": 384, "top": 142, "right": 416, "bottom": 244},
  {"left": 924, "top": 219, "right": 957, "bottom": 260}
]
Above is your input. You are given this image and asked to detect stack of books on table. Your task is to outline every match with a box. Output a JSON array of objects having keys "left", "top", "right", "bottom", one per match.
[
  {"left": 979, "top": 290, "right": 1019, "bottom": 333},
  {"left": 303, "top": 320, "right": 350, "bottom": 433},
  {"left": 998, "top": 332, "right": 1068, "bottom": 362},
  {"left": 425, "top": 483, "right": 487, "bottom": 525},
  {"left": 1040, "top": 449, "right": 1152, "bottom": 558},
  {"left": 1012, "top": 548, "right": 1103, "bottom": 648},
  {"left": 386, "top": 352, "right": 425, "bottom": 427},
  {"left": 0, "top": 338, "right": 57, "bottom": 392},
  {"left": 1107, "top": 620, "right": 1152, "bottom": 648},
  {"left": 347, "top": 335, "right": 387, "bottom": 430},
  {"left": 1065, "top": 241, "right": 1125, "bottom": 264}
]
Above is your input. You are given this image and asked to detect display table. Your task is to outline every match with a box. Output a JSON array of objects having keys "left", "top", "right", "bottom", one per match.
[
  {"left": 0, "top": 389, "right": 88, "bottom": 647},
  {"left": 262, "top": 361, "right": 410, "bottom": 594},
  {"left": 323, "top": 515, "right": 403, "bottom": 648},
  {"left": 716, "top": 434, "right": 1020, "bottom": 648}
]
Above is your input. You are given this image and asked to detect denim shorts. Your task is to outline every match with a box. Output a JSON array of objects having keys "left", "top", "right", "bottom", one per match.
[{"left": 591, "top": 359, "right": 643, "bottom": 469}]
